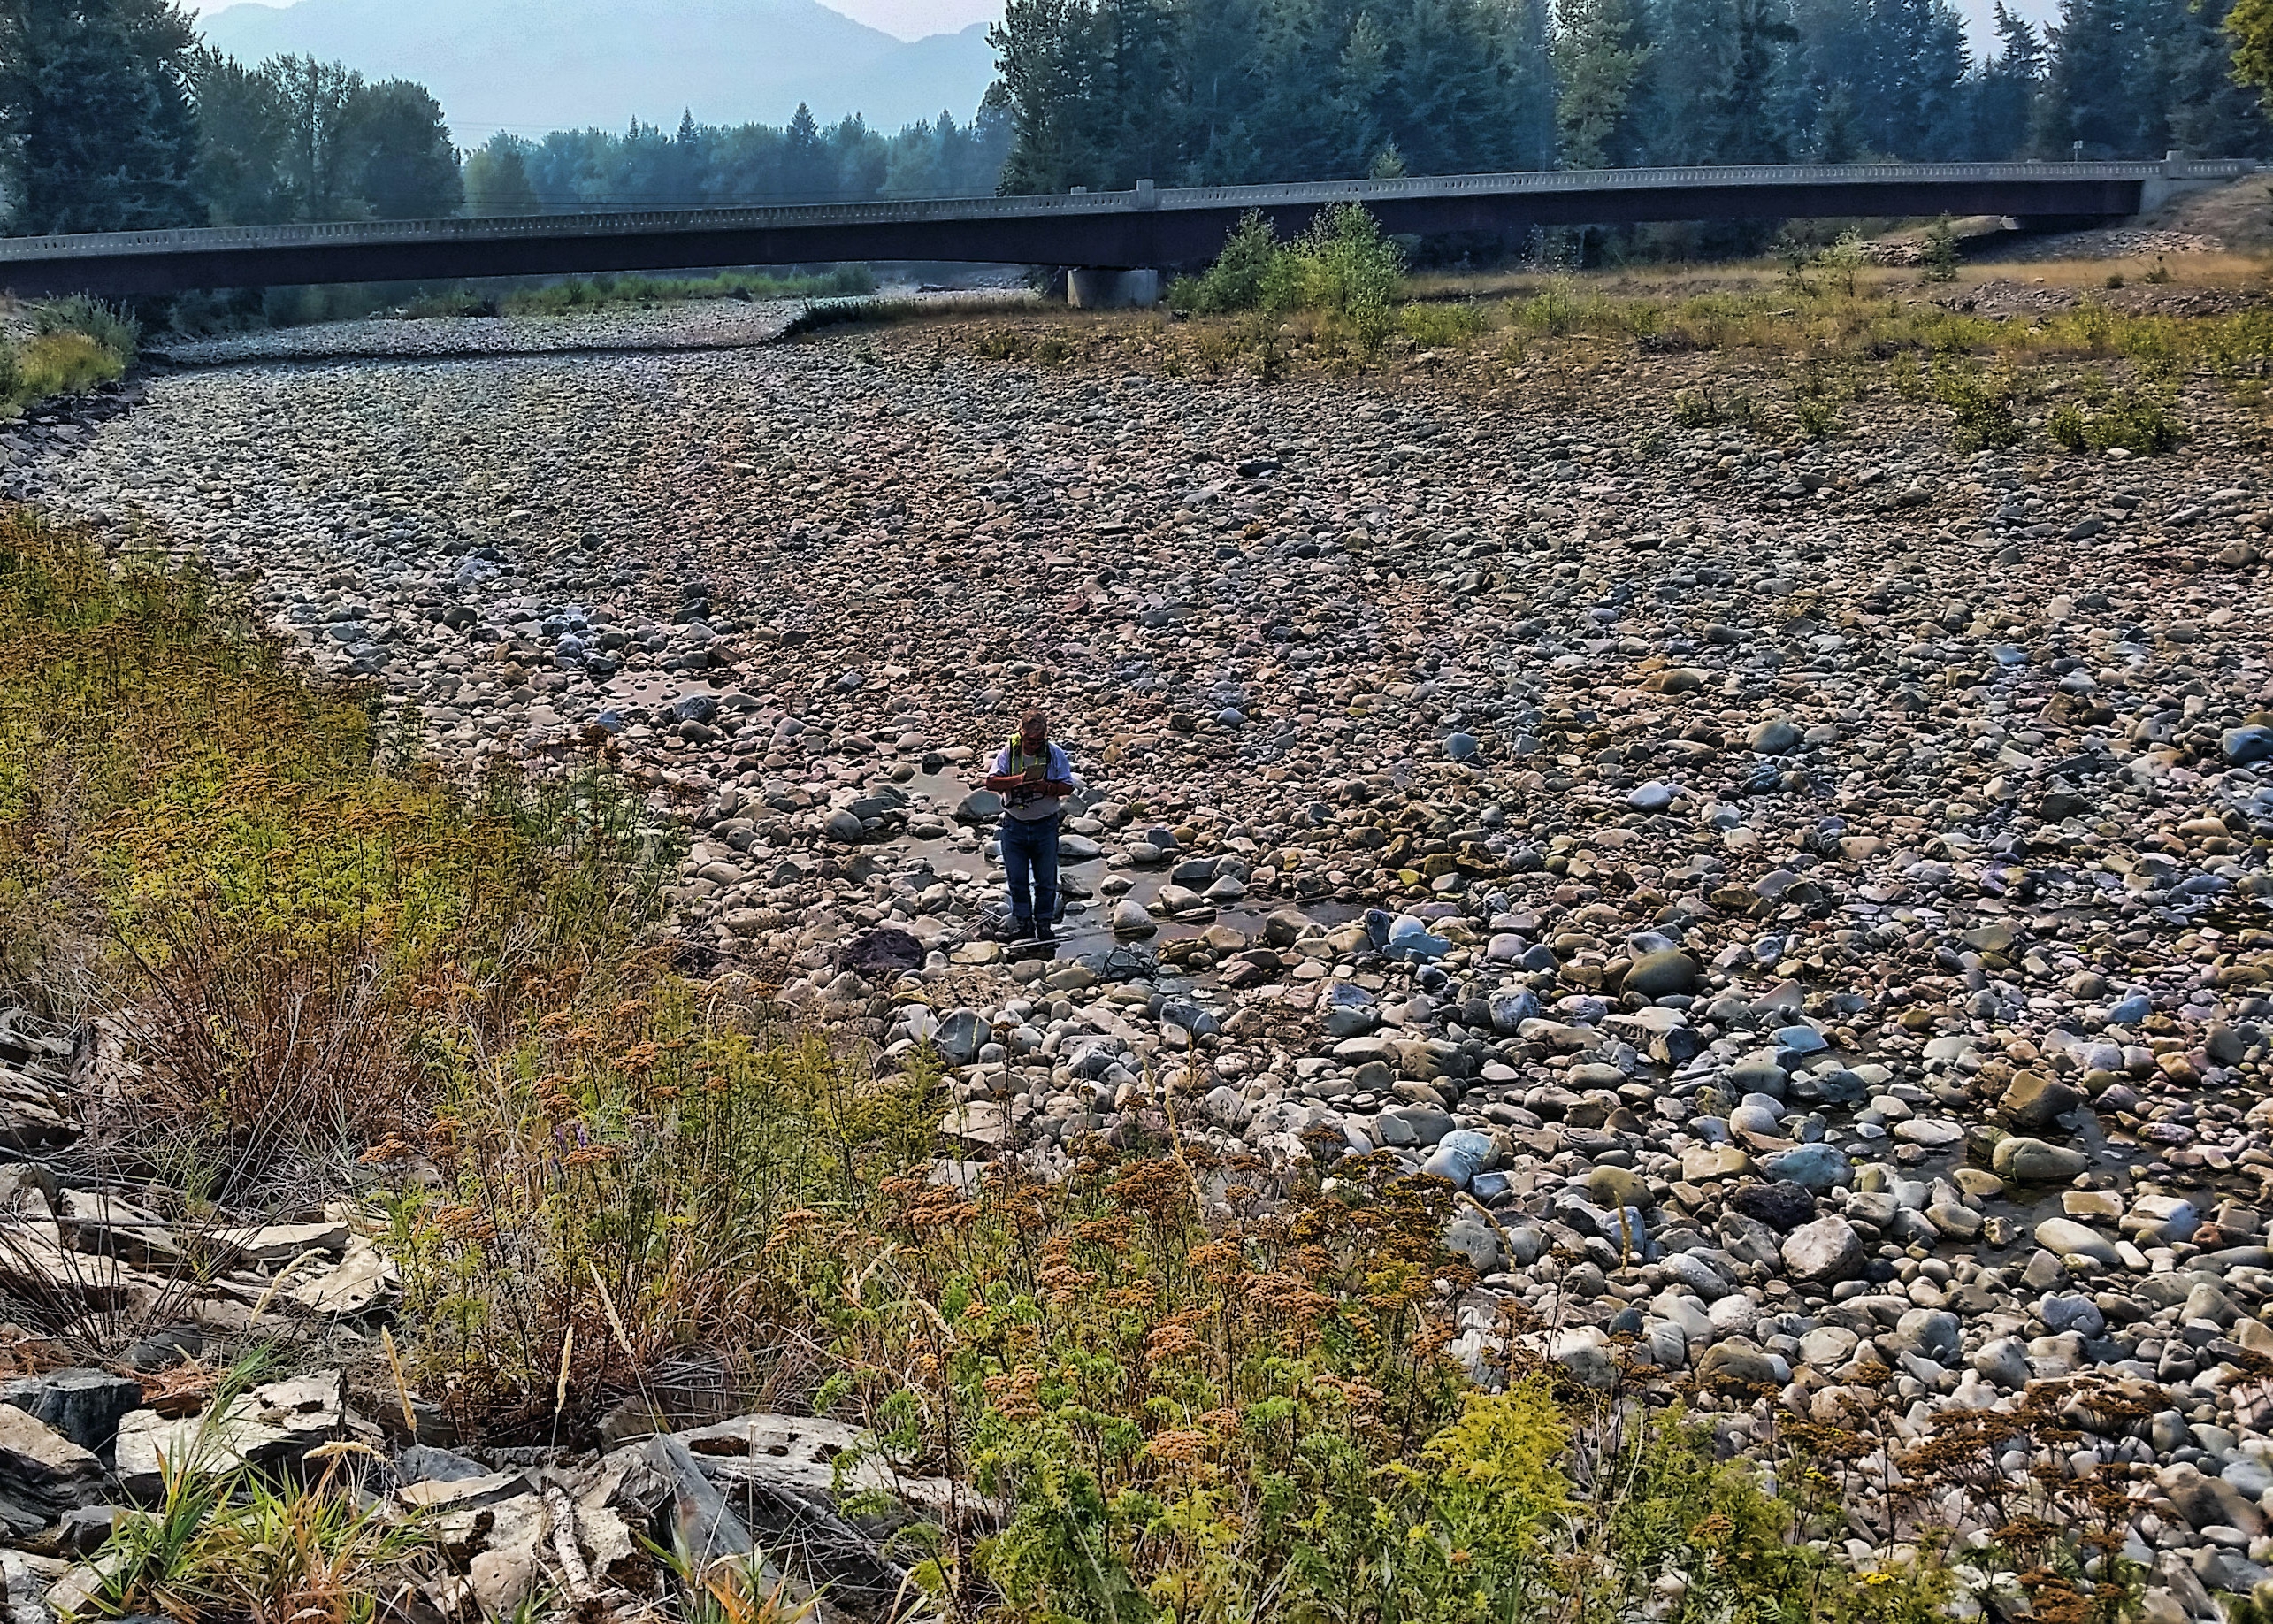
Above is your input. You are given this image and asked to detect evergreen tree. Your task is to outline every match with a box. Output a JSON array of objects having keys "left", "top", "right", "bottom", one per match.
[
  {"left": 780, "top": 102, "right": 834, "bottom": 198},
  {"left": 1639, "top": 0, "right": 1795, "bottom": 164},
  {"left": 0, "top": 0, "right": 200, "bottom": 233},
  {"left": 1810, "top": 81, "right": 1859, "bottom": 157},
  {"left": 2040, "top": 0, "right": 2162, "bottom": 155},
  {"left": 987, "top": 0, "right": 1110, "bottom": 193},
  {"left": 2160, "top": 0, "right": 2273, "bottom": 153},
  {"left": 986, "top": 0, "right": 1567, "bottom": 190},
  {"left": 1554, "top": 0, "right": 1651, "bottom": 167},
  {"left": 2033, "top": 0, "right": 2267, "bottom": 156},
  {"left": 1968, "top": 4, "right": 2043, "bottom": 158},
  {"left": 1718, "top": 0, "right": 1800, "bottom": 160},
  {"left": 1499, "top": 0, "right": 1561, "bottom": 169}
]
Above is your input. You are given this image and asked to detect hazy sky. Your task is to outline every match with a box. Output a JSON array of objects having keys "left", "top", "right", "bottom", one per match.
[
  {"left": 186, "top": 0, "right": 2057, "bottom": 53},
  {"left": 188, "top": 0, "right": 1003, "bottom": 39}
]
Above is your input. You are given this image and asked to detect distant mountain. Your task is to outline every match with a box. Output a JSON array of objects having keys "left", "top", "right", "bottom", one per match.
[{"left": 197, "top": 0, "right": 999, "bottom": 143}]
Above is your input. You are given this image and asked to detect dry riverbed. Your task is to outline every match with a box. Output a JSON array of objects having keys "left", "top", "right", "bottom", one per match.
[{"left": 7, "top": 291, "right": 2273, "bottom": 1619}]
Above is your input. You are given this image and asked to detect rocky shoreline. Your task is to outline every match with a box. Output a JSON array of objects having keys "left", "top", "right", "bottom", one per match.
[{"left": 8, "top": 299, "right": 2273, "bottom": 1620}]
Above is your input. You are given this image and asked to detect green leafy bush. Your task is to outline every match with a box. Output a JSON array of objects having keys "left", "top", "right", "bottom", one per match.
[
  {"left": 2047, "top": 379, "right": 2183, "bottom": 454},
  {"left": 2, "top": 296, "right": 138, "bottom": 416},
  {"left": 1519, "top": 275, "right": 1581, "bottom": 335},
  {"left": 1794, "top": 394, "right": 1841, "bottom": 438},
  {"left": 1170, "top": 211, "right": 1286, "bottom": 315},
  {"left": 33, "top": 294, "right": 140, "bottom": 357},
  {"left": 1171, "top": 205, "right": 1404, "bottom": 353},
  {"left": 1932, "top": 358, "right": 2025, "bottom": 449}
]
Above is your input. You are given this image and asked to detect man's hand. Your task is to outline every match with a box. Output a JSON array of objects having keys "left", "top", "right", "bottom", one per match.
[{"left": 983, "top": 772, "right": 1025, "bottom": 793}]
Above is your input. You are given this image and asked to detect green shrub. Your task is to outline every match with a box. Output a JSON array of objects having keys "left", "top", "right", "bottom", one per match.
[
  {"left": 1176, "top": 204, "right": 1404, "bottom": 353},
  {"left": 0, "top": 296, "right": 137, "bottom": 416},
  {"left": 499, "top": 264, "right": 876, "bottom": 316},
  {"left": 2047, "top": 381, "right": 2183, "bottom": 454},
  {"left": 1795, "top": 394, "right": 1841, "bottom": 438},
  {"left": 1820, "top": 227, "right": 1864, "bottom": 296},
  {"left": 1176, "top": 211, "right": 1286, "bottom": 315},
  {"left": 400, "top": 287, "right": 499, "bottom": 318},
  {"left": 1519, "top": 276, "right": 1580, "bottom": 336},
  {"left": 1672, "top": 387, "right": 1757, "bottom": 429},
  {"left": 1398, "top": 301, "right": 1484, "bottom": 348},
  {"left": 1922, "top": 214, "right": 1959, "bottom": 282},
  {"left": 8, "top": 332, "right": 124, "bottom": 408},
  {"left": 0, "top": 509, "right": 674, "bottom": 1199},
  {"left": 1932, "top": 358, "right": 2025, "bottom": 449},
  {"left": 1294, "top": 202, "right": 1404, "bottom": 322},
  {"left": 32, "top": 294, "right": 139, "bottom": 359}
]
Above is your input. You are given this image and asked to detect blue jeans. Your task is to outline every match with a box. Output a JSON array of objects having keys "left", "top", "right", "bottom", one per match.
[{"left": 999, "top": 815, "right": 1060, "bottom": 928}]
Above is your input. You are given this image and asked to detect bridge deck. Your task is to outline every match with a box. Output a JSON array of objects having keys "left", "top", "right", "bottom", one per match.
[{"left": 0, "top": 160, "right": 2253, "bottom": 298}]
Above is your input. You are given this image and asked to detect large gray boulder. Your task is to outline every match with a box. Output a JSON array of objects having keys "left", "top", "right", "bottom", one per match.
[
  {"left": 1779, "top": 1214, "right": 1864, "bottom": 1286},
  {"left": 1623, "top": 949, "right": 1700, "bottom": 999},
  {"left": 1993, "top": 1136, "right": 2091, "bottom": 1182},
  {"left": 934, "top": 1009, "right": 991, "bottom": 1067},
  {"left": 2033, "top": 1217, "right": 2118, "bottom": 1266}
]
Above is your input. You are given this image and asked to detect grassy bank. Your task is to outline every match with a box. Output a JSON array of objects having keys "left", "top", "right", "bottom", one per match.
[
  {"left": 769, "top": 205, "right": 2265, "bottom": 461},
  {"left": 840, "top": 248, "right": 2269, "bottom": 458},
  {"left": 1, "top": 297, "right": 137, "bottom": 417}
]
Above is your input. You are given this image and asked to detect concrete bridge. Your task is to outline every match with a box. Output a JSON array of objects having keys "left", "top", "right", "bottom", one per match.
[{"left": 0, "top": 157, "right": 2253, "bottom": 300}]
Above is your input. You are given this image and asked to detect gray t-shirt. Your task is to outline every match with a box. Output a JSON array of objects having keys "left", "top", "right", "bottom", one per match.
[{"left": 992, "top": 739, "right": 1074, "bottom": 823}]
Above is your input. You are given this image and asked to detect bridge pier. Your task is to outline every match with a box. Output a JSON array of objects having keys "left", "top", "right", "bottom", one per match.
[{"left": 1067, "top": 268, "right": 1161, "bottom": 310}]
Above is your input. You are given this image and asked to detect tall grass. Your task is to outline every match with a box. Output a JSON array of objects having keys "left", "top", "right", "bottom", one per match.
[
  {"left": 1, "top": 296, "right": 138, "bottom": 416},
  {"left": 0, "top": 509, "right": 674, "bottom": 1202},
  {"left": 94, "top": 1355, "right": 435, "bottom": 1620}
]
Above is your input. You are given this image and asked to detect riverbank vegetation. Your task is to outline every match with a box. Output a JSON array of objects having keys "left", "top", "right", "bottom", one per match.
[
  {"left": 0, "top": 298, "right": 139, "bottom": 418},
  {"left": 803, "top": 208, "right": 2269, "bottom": 461}
]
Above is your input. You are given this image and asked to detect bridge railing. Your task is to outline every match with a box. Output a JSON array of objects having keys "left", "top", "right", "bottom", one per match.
[{"left": 0, "top": 158, "right": 2255, "bottom": 262}]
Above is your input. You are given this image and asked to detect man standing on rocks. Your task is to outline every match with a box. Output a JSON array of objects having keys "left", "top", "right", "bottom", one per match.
[{"left": 986, "top": 709, "right": 1075, "bottom": 945}]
